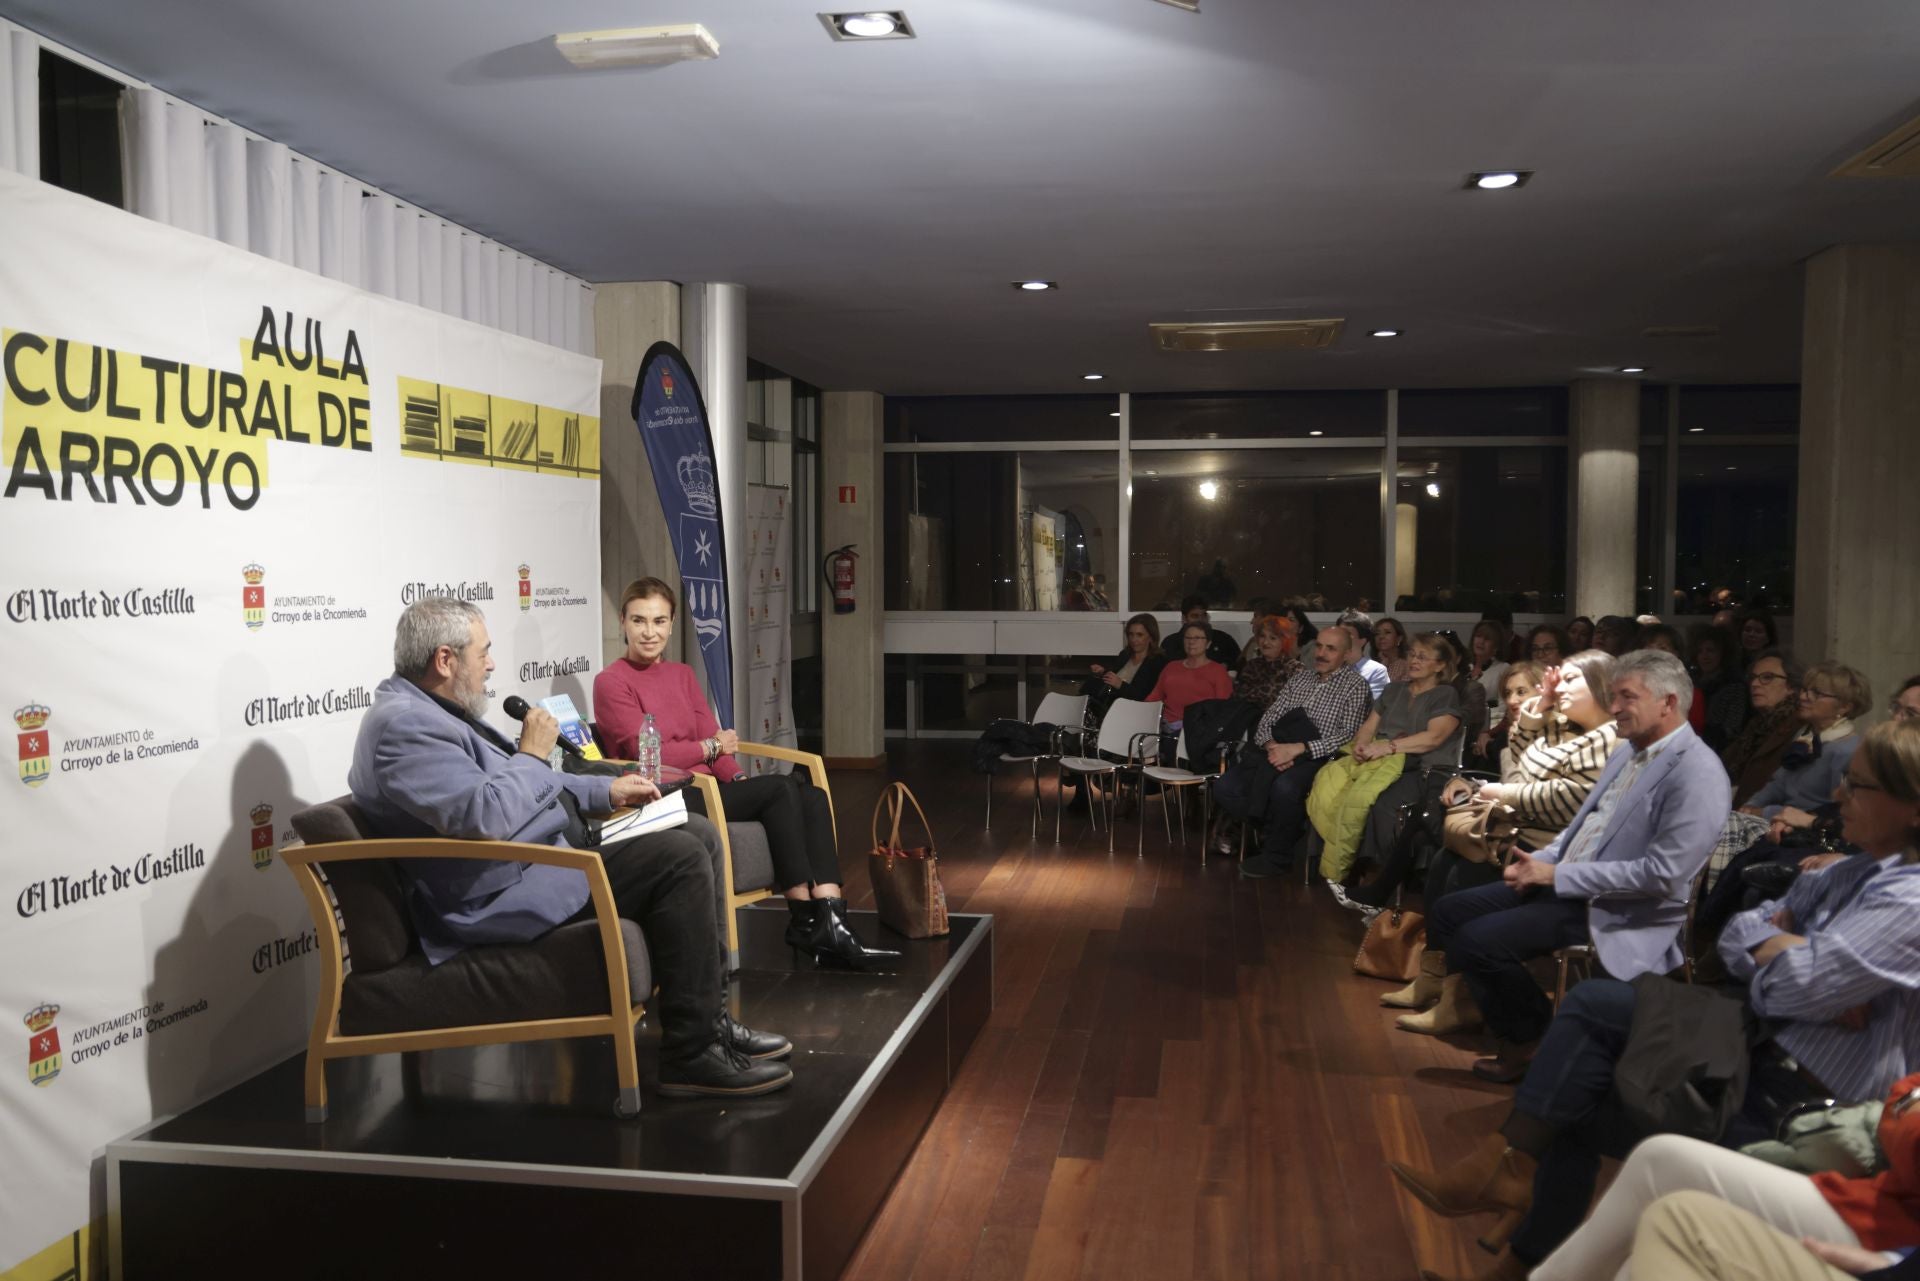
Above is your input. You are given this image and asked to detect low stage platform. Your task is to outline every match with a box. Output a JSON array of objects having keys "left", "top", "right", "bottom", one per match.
[{"left": 107, "top": 906, "right": 993, "bottom": 1280}]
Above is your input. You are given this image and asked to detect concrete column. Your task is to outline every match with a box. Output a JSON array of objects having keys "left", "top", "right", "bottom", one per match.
[
  {"left": 1797, "top": 245, "right": 1920, "bottom": 709},
  {"left": 1569, "top": 379, "right": 1640, "bottom": 620},
  {"left": 681, "top": 283, "right": 751, "bottom": 725},
  {"left": 821, "top": 391, "right": 885, "bottom": 766},
  {"left": 1394, "top": 502, "right": 1417, "bottom": 601},
  {"left": 594, "top": 282, "right": 683, "bottom": 668}
]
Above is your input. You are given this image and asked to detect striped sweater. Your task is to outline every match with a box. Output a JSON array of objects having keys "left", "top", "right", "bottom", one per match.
[{"left": 1500, "top": 698, "right": 1619, "bottom": 848}]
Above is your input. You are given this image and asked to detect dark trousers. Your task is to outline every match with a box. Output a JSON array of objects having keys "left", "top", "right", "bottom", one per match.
[
  {"left": 1499, "top": 978, "right": 1822, "bottom": 1265},
  {"left": 685, "top": 771, "right": 841, "bottom": 890},
  {"left": 1212, "top": 753, "right": 1327, "bottom": 860},
  {"left": 568, "top": 826, "right": 720, "bottom": 1062},
  {"left": 1429, "top": 880, "right": 1592, "bottom": 1044}
]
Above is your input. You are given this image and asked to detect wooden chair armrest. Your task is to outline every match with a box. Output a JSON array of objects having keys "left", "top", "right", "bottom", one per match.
[
  {"left": 281, "top": 837, "right": 610, "bottom": 876},
  {"left": 734, "top": 742, "right": 836, "bottom": 843}
]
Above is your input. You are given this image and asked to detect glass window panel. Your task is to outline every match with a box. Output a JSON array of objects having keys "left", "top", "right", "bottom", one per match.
[
  {"left": 39, "top": 51, "right": 125, "bottom": 209},
  {"left": 885, "top": 395, "right": 1119, "bottom": 443},
  {"left": 1678, "top": 386, "right": 1798, "bottom": 436},
  {"left": 1636, "top": 443, "right": 1665, "bottom": 616},
  {"left": 1129, "top": 448, "right": 1382, "bottom": 612},
  {"left": 1130, "top": 390, "right": 1383, "bottom": 440},
  {"left": 885, "top": 452, "right": 1119, "bottom": 610},
  {"left": 884, "top": 657, "right": 909, "bottom": 734},
  {"left": 914, "top": 655, "right": 1021, "bottom": 732},
  {"left": 1674, "top": 445, "right": 1796, "bottom": 612},
  {"left": 1393, "top": 447, "right": 1568, "bottom": 613},
  {"left": 1398, "top": 388, "right": 1568, "bottom": 438}
]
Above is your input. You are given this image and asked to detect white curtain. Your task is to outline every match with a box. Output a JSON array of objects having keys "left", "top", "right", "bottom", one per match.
[
  {"left": 114, "top": 85, "right": 595, "bottom": 355},
  {"left": 0, "top": 26, "right": 40, "bottom": 178}
]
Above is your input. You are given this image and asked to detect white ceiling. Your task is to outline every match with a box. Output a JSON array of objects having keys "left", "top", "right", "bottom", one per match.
[{"left": 9, "top": 0, "right": 1920, "bottom": 395}]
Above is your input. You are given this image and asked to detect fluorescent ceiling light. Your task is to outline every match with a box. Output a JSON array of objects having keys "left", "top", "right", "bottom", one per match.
[
  {"left": 554, "top": 24, "right": 719, "bottom": 68},
  {"left": 1688, "top": 427, "right": 1704, "bottom": 433},
  {"left": 1014, "top": 280, "right": 1056, "bottom": 291},
  {"left": 1308, "top": 430, "right": 1324, "bottom": 437},
  {"left": 1619, "top": 366, "right": 1647, "bottom": 374},
  {"left": 1465, "top": 170, "right": 1532, "bottom": 191},
  {"left": 1369, "top": 328, "right": 1401, "bottom": 339},
  {"left": 1082, "top": 373, "right": 1104, "bottom": 381},
  {"left": 821, "top": 11, "right": 916, "bottom": 40}
]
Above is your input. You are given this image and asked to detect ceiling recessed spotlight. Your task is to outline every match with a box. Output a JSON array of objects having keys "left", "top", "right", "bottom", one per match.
[
  {"left": 1688, "top": 426, "right": 1704, "bottom": 433},
  {"left": 1198, "top": 480, "right": 1219, "bottom": 501},
  {"left": 821, "top": 11, "right": 915, "bottom": 40},
  {"left": 1465, "top": 170, "right": 1532, "bottom": 191},
  {"left": 1426, "top": 482, "right": 1442, "bottom": 498},
  {"left": 1618, "top": 365, "right": 1647, "bottom": 374},
  {"left": 1308, "top": 430, "right": 1324, "bottom": 437},
  {"left": 1082, "top": 373, "right": 1104, "bottom": 381},
  {"left": 1014, "top": 280, "right": 1056, "bottom": 292},
  {"left": 1369, "top": 328, "right": 1402, "bottom": 339},
  {"left": 1108, "top": 411, "right": 1121, "bottom": 417}
]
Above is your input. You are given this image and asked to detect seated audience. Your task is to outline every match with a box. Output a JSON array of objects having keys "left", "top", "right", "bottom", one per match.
[
  {"left": 1624, "top": 1189, "right": 1918, "bottom": 1281},
  {"left": 1211, "top": 625, "right": 1371, "bottom": 877},
  {"left": 1565, "top": 616, "right": 1595, "bottom": 655},
  {"left": 1385, "top": 652, "right": 1617, "bottom": 1023},
  {"left": 1738, "top": 607, "right": 1780, "bottom": 667},
  {"left": 1527, "top": 625, "right": 1571, "bottom": 667},
  {"left": 1477, "top": 661, "right": 1546, "bottom": 767},
  {"left": 1416, "top": 651, "right": 1726, "bottom": 1082},
  {"left": 1394, "top": 718, "right": 1920, "bottom": 1281},
  {"left": 352, "top": 597, "right": 793, "bottom": 1098},
  {"left": 1640, "top": 623, "right": 1709, "bottom": 731},
  {"left": 1534, "top": 1069, "right": 1920, "bottom": 1281},
  {"left": 1235, "top": 615, "right": 1299, "bottom": 710},
  {"left": 595, "top": 577, "right": 897, "bottom": 971},
  {"left": 1145, "top": 622, "right": 1234, "bottom": 730},
  {"left": 1741, "top": 660, "right": 1871, "bottom": 832},
  {"left": 1724, "top": 648, "right": 1806, "bottom": 807},
  {"left": 1592, "top": 615, "right": 1637, "bottom": 656},
  {"left": 1893, "top": 675, "right": 1920, "bottom": 723},
  {"left": 1466, "top": 620, "right": 1511, "bottom": 712},
  {"left": 1341, "top": 608, "right": 1391, "bottom": 698},
  {"left": 1373, "top": 615, "right": 1412, "bottom": 684},
  {"left": 1086, "top": 613, "right": 1168, "bottom": 713},
  {"left": 1161, "top": 594, "right": 1240, "bottom": 668},
  {"left": 1310, "top": 633, "right": 1462, "bottom": 886},
  {"left": 1690, "top": 623, "right": 1749, "bottom": 750}
]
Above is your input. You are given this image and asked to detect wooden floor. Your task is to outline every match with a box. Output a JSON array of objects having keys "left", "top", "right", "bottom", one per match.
[{"left": 825, "top": 742, "right": 1513, "bottom": 1281}]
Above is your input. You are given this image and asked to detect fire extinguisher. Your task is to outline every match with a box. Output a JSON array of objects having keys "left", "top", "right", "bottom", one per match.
[{"left": 823, "top": 544, "right": 858, "bottom": 615}]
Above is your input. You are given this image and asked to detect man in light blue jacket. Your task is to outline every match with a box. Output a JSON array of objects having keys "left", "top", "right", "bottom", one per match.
[
  {"left": 349, "top": 597, "right": 792, "bottom": 1098},
  {"left": 1426, "top": 649, "right": 1729, "bottom": 1081}
]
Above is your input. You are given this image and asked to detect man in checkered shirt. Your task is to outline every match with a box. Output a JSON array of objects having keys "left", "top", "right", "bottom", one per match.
[{"left": 1212, "top": 624, "right": 1372, "bottom": 877}]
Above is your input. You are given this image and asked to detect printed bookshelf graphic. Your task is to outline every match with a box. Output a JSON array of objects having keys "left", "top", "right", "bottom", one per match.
[{"left": 397, "top": 377, "right": 601, "bottom": 476}]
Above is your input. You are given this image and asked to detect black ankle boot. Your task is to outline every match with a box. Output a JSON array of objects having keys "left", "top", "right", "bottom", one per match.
[
  {"left": 784, "top": 899, "right": 818, "bottom": 954},
  {"left": 806, "top": 897, "right": 902, "bottom": 970}
]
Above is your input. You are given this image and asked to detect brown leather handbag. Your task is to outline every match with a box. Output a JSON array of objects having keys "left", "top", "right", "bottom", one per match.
[
  {"left": 869, "top": 782, "right": 950, "bottom": 939},
  {"left": 1354, "top": 906, "right": 1425, "bottom": 981},
  {"left": 1442, "top": 798, "right": 1520, "bottom": 865}
]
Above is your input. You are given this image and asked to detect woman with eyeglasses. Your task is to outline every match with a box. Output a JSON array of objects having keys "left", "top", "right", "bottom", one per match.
[
  {"left": 1527, "top": 624, "right": 1571, "bottom": 667},
  {"left": 1741, "top": 661, "right": 1873, "bottom": 841},
  {"left": 1508, "top": 718, "right": 1920, "bottom": 1281},
  {"left": 1724, "top": 649, "right": 1808, "bottom": 808},
  {"left": 1892, "top": 676, "right": 1920, "bottom": 724},
  {"left": 1143, "top": 621, "right": 1233, "bottom": 731}
]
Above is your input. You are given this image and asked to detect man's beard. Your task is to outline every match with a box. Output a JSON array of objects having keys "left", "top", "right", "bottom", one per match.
[{"left": 459, "top": 680, "right": 490, "bottom": 720}]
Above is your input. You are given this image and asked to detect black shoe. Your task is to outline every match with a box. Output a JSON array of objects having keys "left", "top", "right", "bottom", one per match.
[
  {"left": 722, "top": 1012, "right": 792, "bottom": 1061},
  {"left": 812, "top": 897, "right": 904, "bottom": 970},
  {"left": 1238, "top": 854, "right": 1289, "bottom": 880},
  {"left": 657, "top": 1040, "right": 795, "bottom": 1098},
  {"left": 784, "top": 899, "right": 819, "bottom": 952}
]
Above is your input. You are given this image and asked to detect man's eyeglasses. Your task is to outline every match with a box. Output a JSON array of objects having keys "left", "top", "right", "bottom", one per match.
[
  {"left": 1749, "top": 673, "right": 1790, "bottom": 686},
  {"left": 1892, "top": 702, "right": 1920, "bottom": 722}
]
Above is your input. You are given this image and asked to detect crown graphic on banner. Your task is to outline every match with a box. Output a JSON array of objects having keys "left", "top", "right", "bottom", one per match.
[
  {"left": 517, "top": 565, "right": 531, "bottom": 580},
  {"left": 25, "top": 1003, "right": 58, "bottom": 1033},
  {"left": 242, "top": 564, "right": 265, "bottom": 585},
  {"left": 14, "top": 703, "right": 50, "bottom": 732},
  {"left": 677, "top": 449, "right": 718, "bottom": 516},
  {"left": 249, "top": 803, "right": 274, "bottom": 828}
]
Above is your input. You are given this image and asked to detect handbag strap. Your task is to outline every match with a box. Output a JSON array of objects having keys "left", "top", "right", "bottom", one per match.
[{"left": 870, "top": 781, "right": 935, "bottom": 852}]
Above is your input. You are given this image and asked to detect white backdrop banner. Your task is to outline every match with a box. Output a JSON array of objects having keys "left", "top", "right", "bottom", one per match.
[
  {"left": 743, "top": 484, "right": 795, "bottom": 773},
  {"left": 0, "top": 168, "right": 602, "bottom": 1274}
]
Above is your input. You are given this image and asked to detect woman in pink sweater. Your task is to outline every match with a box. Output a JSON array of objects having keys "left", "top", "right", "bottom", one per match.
[
  {"left": 1145, "top": 622, "right": 1234, "bottom": 727},
  {"left": 594, "top": 577, "right": 896, "bottom": 970}
]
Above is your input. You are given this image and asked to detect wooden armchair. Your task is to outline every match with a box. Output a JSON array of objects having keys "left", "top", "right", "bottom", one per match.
[
  {"left": 688, "top": 743, "right": 838, "bottom": 962},
  {"left": 284, "top": 797, "right": 650, "bottom": 1122}
]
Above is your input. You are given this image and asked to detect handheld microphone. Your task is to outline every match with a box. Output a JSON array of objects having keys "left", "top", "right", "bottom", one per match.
[{"left": 502, "top": 694, "right": 582, "bottom": 758}]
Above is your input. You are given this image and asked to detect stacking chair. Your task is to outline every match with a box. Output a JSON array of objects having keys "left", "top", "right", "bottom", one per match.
[
  {"left": 1139, "top": 728, "right": 1231, "bottom": 859},
  {"left": 984, "top": 690, "right": 1088, "bottom": 840},
  {"left": 1057, "top": 698, "right": 1162, "bottom": 851},
  {"left": 1551, "top": 861, "right": 1713, "bottom": 1007}
]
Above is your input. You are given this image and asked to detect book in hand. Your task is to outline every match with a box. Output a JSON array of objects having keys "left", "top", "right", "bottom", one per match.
[
  {"left": 539, "top": 693, "right": 603, "bottom": 760},
  {"left": 599, "top": 789, "right": 688, "bottom": 844}
]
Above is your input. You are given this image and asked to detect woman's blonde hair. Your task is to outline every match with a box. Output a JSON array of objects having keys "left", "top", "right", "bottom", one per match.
[
  {"left": 1854, "top": 719, "right": 1920, "bottom": 808},
  {"left": 1410, "top": 632, "right": 1460, "bottom": 682},
  {"left": 1803, "top": 661, "right": 1873, "bottom": 721}
]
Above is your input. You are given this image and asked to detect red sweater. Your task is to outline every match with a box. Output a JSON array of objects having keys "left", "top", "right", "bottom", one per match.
[
  {"left": 592, "top": 658, "right": 742, "bottom": 781},
  {"left": 1145, "top": 660, "right": 1232, "bottom": 724},
  {"left": 1816, "top": 1071, "right": 1920, "bottom": 1251}
]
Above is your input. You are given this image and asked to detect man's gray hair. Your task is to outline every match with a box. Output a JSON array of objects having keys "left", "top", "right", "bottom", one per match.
[
  {"left": 393, "top": 597, "right": 483, "bottom": 678},
  {"left": 1612, "top": 648, "right": 1693, "bottom": 708}
]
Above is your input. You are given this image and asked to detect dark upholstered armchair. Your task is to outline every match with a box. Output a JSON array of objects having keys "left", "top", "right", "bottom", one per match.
[
  {"left": 285, "top": 797, "right": 651, "bottom": 1121},
  {"left": 688, "top": 742, "right": 839, "bottom": 961}
]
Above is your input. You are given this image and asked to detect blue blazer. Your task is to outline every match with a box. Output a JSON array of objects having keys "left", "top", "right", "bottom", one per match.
[
  {"left": 347, "top": 675, "right": 613, "bottom": 964},
  {"left": 1533, "top": 722, "right": 1730, "bottom": 980}
]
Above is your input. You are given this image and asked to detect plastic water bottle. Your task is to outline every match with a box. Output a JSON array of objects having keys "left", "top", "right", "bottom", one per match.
[{"left": 637, "top": 714, "right": 661, "bottom": 782}]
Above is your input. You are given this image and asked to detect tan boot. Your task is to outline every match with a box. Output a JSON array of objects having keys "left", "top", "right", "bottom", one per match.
[
  {"left": 1394, "top": 973, "right": 1482, "bottom": 1035},
  {"left": 1390, "top": 1131, "right": 1536, "bottom": 1220},
  {"left": 1382, "top": 950, "right": 1447, "bottom": 1009},
  {"left": 1418, "top": 1249, "right": 1530, "bottom": 1281}
]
